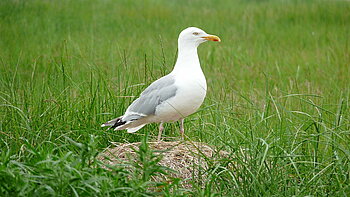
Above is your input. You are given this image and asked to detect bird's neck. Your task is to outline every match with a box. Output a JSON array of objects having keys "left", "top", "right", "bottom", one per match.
[{"left": 172, "top": 45, "right": 201, "bottom": 74}]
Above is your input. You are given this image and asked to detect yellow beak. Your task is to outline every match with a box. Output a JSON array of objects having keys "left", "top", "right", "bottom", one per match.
[{"left": 202, "top": 35, "right": 221, "bottom": 42}]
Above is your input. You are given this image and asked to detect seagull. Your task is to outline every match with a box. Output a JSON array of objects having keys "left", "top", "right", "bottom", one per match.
[{"left": 101, "top": 27, "right": 220, "bottom": 141}]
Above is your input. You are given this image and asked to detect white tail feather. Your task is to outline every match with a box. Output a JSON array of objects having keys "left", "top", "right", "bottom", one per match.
[{"left": 127, "top": 124, "right": 146, "bottom": 133}]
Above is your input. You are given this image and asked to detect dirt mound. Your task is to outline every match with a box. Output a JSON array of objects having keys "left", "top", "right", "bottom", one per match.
[{"left": 98, "top": 141, "right": 229, "bottom": 186}]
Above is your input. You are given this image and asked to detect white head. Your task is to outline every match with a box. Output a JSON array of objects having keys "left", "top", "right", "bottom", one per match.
[{"left": 178, "top": 27, "right": 221, "bottom": 50}]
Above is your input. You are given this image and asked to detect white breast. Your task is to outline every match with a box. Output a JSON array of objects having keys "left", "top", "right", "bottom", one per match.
[{"left": 154, "top": 71, "right": 207, "bottom": 122}]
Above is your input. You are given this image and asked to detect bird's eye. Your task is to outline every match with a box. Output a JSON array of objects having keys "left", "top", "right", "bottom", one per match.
[{"left": 193, "top": 32, "right": 199, "bottom": 35}]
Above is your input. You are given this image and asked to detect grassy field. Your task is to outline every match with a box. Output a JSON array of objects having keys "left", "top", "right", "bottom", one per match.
[{"left": 1, "top": 0, "right": 350, "bottom": 196}]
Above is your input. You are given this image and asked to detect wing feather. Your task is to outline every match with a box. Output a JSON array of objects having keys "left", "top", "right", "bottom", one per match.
[{"left": 124, "top": 74, "right": 177, "bottom": 117}]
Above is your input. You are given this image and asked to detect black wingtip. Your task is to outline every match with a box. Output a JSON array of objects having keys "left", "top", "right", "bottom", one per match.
[{"left": 110, "top": 118, "right": 126, "bottom": 130}]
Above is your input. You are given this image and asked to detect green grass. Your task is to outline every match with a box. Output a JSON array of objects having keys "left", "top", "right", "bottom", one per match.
[{"left": 1, "top": 0, "right": 350, "bottom": 195}]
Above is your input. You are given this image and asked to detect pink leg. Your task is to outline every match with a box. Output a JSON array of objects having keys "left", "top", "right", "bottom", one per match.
[
  {"left": 179, "top": 119, "right": 185, "bottom": 140},
  {"left": 157, "top": 122, "right": 164, "bottom": 142}
]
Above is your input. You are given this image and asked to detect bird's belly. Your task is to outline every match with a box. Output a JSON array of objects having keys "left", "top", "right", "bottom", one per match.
[{"left": 154, "top": 77, "right": 207, "bottom": 122}]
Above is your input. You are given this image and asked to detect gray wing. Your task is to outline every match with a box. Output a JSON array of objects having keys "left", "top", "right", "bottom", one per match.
[{"left": 124, "top": 74, "right": 177, "bottom": 118}]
